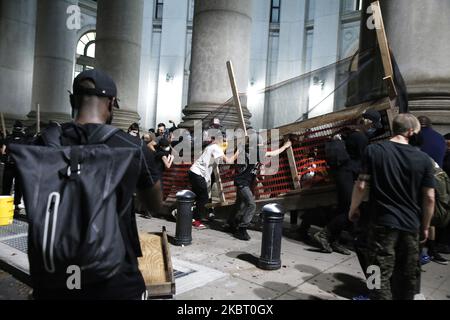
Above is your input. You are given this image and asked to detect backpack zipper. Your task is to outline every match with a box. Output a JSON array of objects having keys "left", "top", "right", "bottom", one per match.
[{"left": 42, "top": 192, "right": 60, "bottom": 273}]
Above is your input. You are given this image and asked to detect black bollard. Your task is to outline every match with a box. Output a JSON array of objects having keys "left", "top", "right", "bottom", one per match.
[
  {"left": 174, "top": 190, "right": 196, "bottom": 246},
  {"left": 258, "top": 203, "right": 285, "bottom": 270}
]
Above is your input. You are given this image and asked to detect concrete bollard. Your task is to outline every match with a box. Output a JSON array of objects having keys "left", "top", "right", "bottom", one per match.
[
  {"left": 258, "top": 203, "right": 285, "bottom": 270},
  {"left": 174, "top": 190, "right": 196, "bottom": 246}
]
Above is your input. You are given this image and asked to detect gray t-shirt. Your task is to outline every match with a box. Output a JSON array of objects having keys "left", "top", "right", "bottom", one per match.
[{"left": 190, "top": 143, "right": 224, "bottom": 183}]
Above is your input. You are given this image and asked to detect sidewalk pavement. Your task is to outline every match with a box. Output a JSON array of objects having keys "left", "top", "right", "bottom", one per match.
[
  {"left": 136, "top": 216, "right": 450, "bottom": 300},
  {"left": 0, "top": 215, "right": 449, "bottom": 300}
]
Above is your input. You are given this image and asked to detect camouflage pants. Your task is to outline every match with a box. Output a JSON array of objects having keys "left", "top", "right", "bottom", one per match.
[{"left": 367, "top": 225, "right": 420, "bottom": 300}]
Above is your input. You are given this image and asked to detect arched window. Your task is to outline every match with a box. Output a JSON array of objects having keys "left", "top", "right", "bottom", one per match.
[{"left": 75, "top": 31, "right": 96, "bottom": 77}]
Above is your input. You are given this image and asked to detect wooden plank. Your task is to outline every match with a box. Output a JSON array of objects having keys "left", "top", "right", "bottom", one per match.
[
  {"left": 277, "top": 98, "right": 391, "bottom": 137},
  {"left": 371, "top": 1, "right": 398, "bottom": 99},
  {"left": 161, "top": 227, "right": 175, "bottom": 295},
  {"left": 226, "top": 61, "right": 247, "bottom": 136},
  {"left": 204, "top": 184, "right": 337, "bottom": 211},
  {"left": 138, "top": 233, "right": 167, "bottom": 285},
  {"left": 147, "top": 283, "right": 173, "bottom": 297},
  {"left": 36, "top": 104, "right": 40, "bottom": 134},
  {"left": 213, "top": 164, "right": 227, "bottom": 204},
  {"left": 286, "top": 146, "right": 301, "bottom": 189},
  {"left": 0, "top": 113, "right": 6, "bottom": 138}
]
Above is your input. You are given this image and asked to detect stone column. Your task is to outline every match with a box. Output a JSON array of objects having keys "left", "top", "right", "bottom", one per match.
[
  {"left": 30, "top": 0, "right": 78, "bottom": 124},
  {"left": 155, "top": 0, "right": 189, "bottom": 126},
  {"left": 269, "top": 0, "right": 308, "bottom": 127},
  {"left": 95, "top": 0, "right": 144, "bottom": 129},
  {"left": 137, "top": 0, "right": 154, "bottom": 130},
  {"left": 181, "top": 0, "right": 253, "bottom": 130},
  {"left": 358, "top": 0, "right": 450, "bottom": 133},
  {"left": 308, "top": 0, "right": 340, "bottom": 118},
  {"left": 0, "top": 0, "right": 37, "bottom": 126},
  {"left": 249, "top": 0, "right": 271, "bottom": 129}
]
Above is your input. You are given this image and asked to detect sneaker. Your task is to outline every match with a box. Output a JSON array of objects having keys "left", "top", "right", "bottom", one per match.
[
  {"left": 436, "top": 244, "right": 450, "bottom": 254},
  {"left": 192, "top": 220, "right": 207, "bottom": 230},
  {"left": 331, "top": 241, "right": 351, "bottom": 255},
  {"left": 312, "top": 230, "right": 333, "bottom": 253},
  {"left": 429, "top": 252, "right": 449, "bottom": 265},
  {"left": 234, "top": 228, "right": 251, "bottom": 241},
  {"left": 420, "top": 253, "right": 431, "bottom": 265},
  {"left": 208, "top": 212, "right": 215, "bottom": 221}
]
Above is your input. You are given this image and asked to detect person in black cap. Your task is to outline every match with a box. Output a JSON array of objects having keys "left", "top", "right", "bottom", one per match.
[
  {"left": 32, "top": 69, "right": 160, "bottom": 300},
  {"left": 313, "top": 109, "right": 383, "bottom": 255}
]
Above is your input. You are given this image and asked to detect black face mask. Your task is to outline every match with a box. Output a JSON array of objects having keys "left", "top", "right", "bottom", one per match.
[
  {"left": 409, "top": 133, "right": 423, "bottom": 147},
  {"left": 366, "top": 128, "right": 377, "bottom": 139}
]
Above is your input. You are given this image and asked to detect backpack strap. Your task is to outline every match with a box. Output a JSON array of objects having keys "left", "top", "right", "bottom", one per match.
[
  {"left": 87, "top": 125, "right": 120, "bottom": 145},
  {"left": 40, "top": 123, "right": 63, "bottom": 147}
]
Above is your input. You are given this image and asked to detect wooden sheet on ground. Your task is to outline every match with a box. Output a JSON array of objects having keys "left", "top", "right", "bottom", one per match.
[{"left": 138, "top": 233, "right": 167, "bottom": 284}]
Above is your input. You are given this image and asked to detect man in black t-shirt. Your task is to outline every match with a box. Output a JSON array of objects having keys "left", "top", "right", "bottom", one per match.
[
  {"left": 349, "top": 113, "right": 435, "bottom": 300},
  {"left": 32, "top": 69, "right": 159, "bottom": 300}
]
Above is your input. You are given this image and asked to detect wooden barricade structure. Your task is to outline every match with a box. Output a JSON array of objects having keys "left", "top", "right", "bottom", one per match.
[{"left": 161, "top": 98, "right": 396, "bottom": 215}]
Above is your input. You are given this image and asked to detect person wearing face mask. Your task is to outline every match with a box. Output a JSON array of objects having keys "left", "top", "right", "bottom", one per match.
[
  {"left": 349, "top": 113, "right": 435, "bottom": 300},
  {"left": 127, "top": 123, "right": 140, "bottom": 137}
]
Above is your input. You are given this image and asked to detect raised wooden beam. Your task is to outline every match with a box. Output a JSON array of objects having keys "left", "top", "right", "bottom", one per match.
[
  {"left": 36, "top": 104, "right": 40, "bottom": 134},
  {"left": 0, "top": 113, "right": 6, "bottom": 138},
  {"left": 286, "top": 146, "right": 301, "bottom": 190},
  {"left": 226, "top": 61, "right": 247, "bottom": 136},
  {"left": 277, "top": 98, "right": 391, "bottom": 137},
  {"left": 371, "top": 1, "right": 398, "bottom": 100}
]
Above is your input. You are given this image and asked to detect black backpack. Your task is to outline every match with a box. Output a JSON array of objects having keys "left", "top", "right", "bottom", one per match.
[{"left": 9, "top": 124, "right": 140, "bottom": 289}]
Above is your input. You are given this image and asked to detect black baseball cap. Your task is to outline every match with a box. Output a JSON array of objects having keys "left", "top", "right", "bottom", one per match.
[
  {"left": 72, "top": 69, "right": 119, "bottom": 108},
  {"left": 362, "top": 109, "right": 382, "bottom": 129}
]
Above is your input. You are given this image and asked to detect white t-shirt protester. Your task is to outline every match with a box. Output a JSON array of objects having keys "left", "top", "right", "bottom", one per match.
[{"left": 190, "top": 143, "right": 224, "bottom": 183}]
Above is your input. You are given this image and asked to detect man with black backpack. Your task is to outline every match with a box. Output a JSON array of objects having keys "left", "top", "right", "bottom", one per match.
[{"left": 10, "top": 69, "right": 159, "bottom": 300}]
